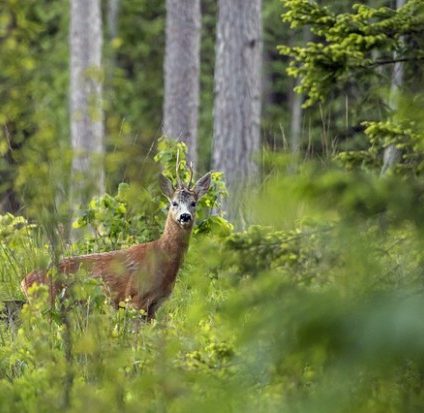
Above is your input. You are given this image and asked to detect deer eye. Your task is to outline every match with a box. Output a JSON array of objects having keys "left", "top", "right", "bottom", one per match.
[
  {"left": 172, "top": 201, "right": 178, "bottom": 207},
  {"left": 191, "top": 201, "right": 196, "bottom": 207}
]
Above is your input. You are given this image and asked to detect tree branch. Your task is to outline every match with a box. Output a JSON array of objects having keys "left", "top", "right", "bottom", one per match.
[{"left": 368, "top": 56, "right": 424, "bottom": 67}]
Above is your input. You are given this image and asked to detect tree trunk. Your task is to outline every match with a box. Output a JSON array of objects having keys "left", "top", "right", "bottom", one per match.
[
  {"left": 107, "top": 0, "right": 120, "bottom": 40},
  {"left": 163, "top": 0, "right": 201, "bottom": 168},
  {"left": 69, "top": 0, "right": 104, "bottom": 214},
  {"left": 290, "top": 79, "right": 302, "bottom": 155},
  {"left": 212, "top": 0, "right": 262, "bottom": 218},
  {"left": 290, "top": 27, "right": 310, "bottom": 157},
  {"left": 381, "top": 0, "right": 405, "bottom": 176}
]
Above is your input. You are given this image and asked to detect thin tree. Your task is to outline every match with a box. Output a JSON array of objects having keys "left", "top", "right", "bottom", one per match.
[
  {"left": 381, "top": 0, "right": 405, "bottom": 176},
  {"left": 289, "top": 26, "right": 311, "bottom": 157},
  {"left": 212, "top": 0, "right": 262, "bottom": 217},
  {"left": 107, "top": 0, "right": 120, "bottom": 40},
  {"left": 163, "top": 0, "right": 201, "bottom": 168},
  {"left": 69, "top": 0, "right": 104, "bottom": 215},
  {"left": 289, "top": 80, "right": 302, "bottom": 156}
]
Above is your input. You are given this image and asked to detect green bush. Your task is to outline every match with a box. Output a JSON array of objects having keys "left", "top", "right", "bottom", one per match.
[
  {"left": 0, "top": 213, "right": 46, "bottom": 300},
  {"left": 71, "top": 138, "right": 231, "bottom": 255},
  {"left": 2, "top": 143, "right": 424, "bottom": 412}
]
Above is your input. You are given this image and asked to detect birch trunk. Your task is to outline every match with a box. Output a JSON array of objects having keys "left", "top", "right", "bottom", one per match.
[
  {"left": 163, "top": 0, "right": 201, "bottom": 168},
  {"left": 381, "top": 0, "right": 405, "bottom": 176},
  {"left": 69, "top": 0, "right": 104, "bottom": 212},
  {"left": 212, "top": 0, "right": 262, "bottom": 217}
]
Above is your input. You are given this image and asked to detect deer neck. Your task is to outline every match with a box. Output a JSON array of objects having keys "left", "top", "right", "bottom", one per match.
[{"left": 158, "top": 212, "right": 192, "bottom": 260}]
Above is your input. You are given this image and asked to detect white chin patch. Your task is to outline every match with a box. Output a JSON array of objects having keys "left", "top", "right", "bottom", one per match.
[{"left": 178, "top": 220, "right": 191, "bottom": 228}]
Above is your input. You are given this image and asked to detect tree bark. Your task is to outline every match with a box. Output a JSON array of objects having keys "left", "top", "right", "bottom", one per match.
[
  {"left": 381, "top": 0, "right": 405, "bottom": 176},
  {"left": 69, "top": 0, "right": 104, "bottom": 213},
  {"left": 212, "top": 0, "right": 262, "bottom": 217},
  {"left": 289, "top": 27, "right": 310, "bottom": 157},
  {"left": 163, "top": 0, "right": 201, "bottom": 168},
  {"left": 290, "top": 79, "right": 302, "bottom": 156},
  {"left": 107, "top": 0, "right": 120, "bottom": 40}
]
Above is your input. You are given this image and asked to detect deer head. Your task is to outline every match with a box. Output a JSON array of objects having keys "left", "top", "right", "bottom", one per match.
[{"left": 159, "top": 163, "right": 211, "bottom": 229}]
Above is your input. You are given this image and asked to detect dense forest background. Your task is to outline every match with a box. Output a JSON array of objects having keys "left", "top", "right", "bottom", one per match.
[
  {"left": 1, "top": 0, "right": 424, "bottom": 412},
  {"left": 5, "top": 0, "right": 422, "bottom": 219}
]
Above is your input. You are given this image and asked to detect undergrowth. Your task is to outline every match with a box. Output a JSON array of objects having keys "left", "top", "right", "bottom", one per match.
[{"left": 1, "top": 141, "right": 424, "bottom": 412}]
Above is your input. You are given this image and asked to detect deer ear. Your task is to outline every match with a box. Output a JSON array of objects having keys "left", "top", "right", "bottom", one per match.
[
  {"left": 159, "top": 174, "right": 174, "bottom": 199},
  {"left": 193, "top": 172, "right": 211, "bottom": 199}
]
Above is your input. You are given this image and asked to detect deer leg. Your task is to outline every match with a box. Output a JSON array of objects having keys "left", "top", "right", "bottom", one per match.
[
  {"left": 146, "top": 295, "right": 168, "bottom": 321},
  {"left": 146, "top": 301, "right": 158, "bottom": 321}
]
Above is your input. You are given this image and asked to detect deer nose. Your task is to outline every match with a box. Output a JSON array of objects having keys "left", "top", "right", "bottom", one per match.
[{"left": 179, "top": 213, "right": 192, "bottom": 223}]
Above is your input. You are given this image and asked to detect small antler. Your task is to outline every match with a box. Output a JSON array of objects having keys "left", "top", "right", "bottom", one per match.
[
  {"left": 175, "top": 149, "right": 182, "bottom": 188},
  {"left": 187, "top": 161, "right": 194, "bottom": 189}
]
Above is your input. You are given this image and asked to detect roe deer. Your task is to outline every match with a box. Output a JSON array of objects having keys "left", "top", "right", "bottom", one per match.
[{"left": 21, "top": 165, "right": 211, "bottom": 320}]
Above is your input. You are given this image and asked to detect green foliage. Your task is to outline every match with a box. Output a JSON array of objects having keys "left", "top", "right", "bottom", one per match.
[
  {"left": 0, "top": 214, "right": 45, "bottom": 300},
  {"left": 337, "top": 118, "right": 424, "bottom": 175},
  {"left": 295, "top": 164, "right": 424, "bottom": 228},
  {"left": 278, "top": 0, "right": 424, "bottom": 174},
  {"left": 72, "top": 138, "right": 231, "bottom": 254},
  {"left": 0, "top": 1, "right": 69, "bottom": 213},
  {"left": 224, "top": 224, "right": 328, "bottom": 282},
  {"left": 279, "top": 0, "right": 424, "bottom": 107},
  {"left": 0, "top": 0, "right": 310, "bottom": 212},
  {"left": 2, "top": 1, "right": 424, "bottom": 412},
  {"left": 2, "top": 158, "right": 424, "bottom": 411},
  {"left": 72, "top": 182, "right": 162, "bottom": 253}
]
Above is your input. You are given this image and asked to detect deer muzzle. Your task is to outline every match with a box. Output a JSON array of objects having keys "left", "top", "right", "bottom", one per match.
[{"left": 179, "top": 213, "right": 192, "bottom": 223}]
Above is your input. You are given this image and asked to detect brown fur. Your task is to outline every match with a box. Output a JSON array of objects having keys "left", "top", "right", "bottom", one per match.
[
  {"left": 21, "top": 209, "right": 192, "bottom": 319},
  {"left": 21, "top": 171, "right": 211, "bottom": 319}
]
